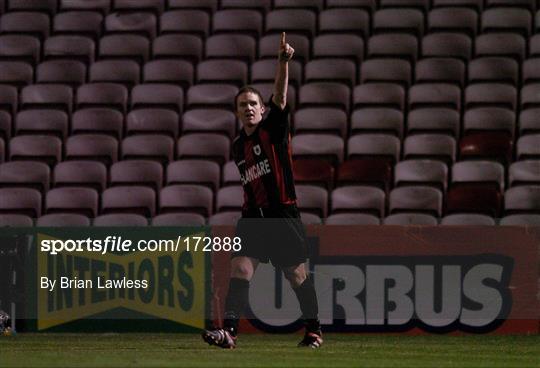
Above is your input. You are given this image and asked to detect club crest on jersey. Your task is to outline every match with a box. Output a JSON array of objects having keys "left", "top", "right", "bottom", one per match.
[{"left": 253, "top": 144, "right": 262, "bottom": 156}]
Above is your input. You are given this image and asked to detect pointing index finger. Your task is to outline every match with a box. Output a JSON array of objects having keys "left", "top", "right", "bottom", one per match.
[{"left": 281, "top": 32, "right": 286, "bottom": 47}]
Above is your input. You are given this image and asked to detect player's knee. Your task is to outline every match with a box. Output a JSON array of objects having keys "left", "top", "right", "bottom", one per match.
[{"left": 230, "top": 262, "right": 254, "bottom": 280}]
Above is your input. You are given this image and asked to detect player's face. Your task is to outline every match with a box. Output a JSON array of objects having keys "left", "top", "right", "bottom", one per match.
[{"left": 236, "top": 92, "right": 265, "bottom": 129}]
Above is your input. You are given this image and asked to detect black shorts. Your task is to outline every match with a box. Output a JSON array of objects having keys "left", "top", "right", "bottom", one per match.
[{"left": 233, "top": 205, "right": 308, "bottom": 268}]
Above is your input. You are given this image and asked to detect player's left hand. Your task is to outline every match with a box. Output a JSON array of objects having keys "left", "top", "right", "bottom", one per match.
[{"left": 279, "top": 32, "right": 294, "bottom": 63}]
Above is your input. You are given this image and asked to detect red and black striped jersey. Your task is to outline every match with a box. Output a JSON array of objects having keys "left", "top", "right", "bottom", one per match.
[{"left": 232, "top": 100, "right": 296, "bottom": 210}]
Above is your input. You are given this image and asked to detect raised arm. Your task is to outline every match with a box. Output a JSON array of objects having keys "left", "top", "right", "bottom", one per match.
[{"left": 272, "top": 32, "right": 295, "bottom": 110}]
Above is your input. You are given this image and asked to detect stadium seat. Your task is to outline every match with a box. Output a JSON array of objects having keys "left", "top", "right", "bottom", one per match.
[
  {"left": 295, "top": 184, "right": 328, "bottom": 218},
  {"left": 220, "top": 0, "right": 271, "bottom": 12},
  {"left": 8, "top": 0, "right": 57, "bottom": 14},
  {"left": 331, "top": 186, "right": 385, "bottom": 217},
  {"left": 121, "top": 135, "right": 174, "bottom": 164},
  {"left": 58, "top": 0, "right": 111, "bottom": 15},
  {"left": 529, "top": 34, "right": 540, "bottom": 57},
  {"left": 350, "top": 108, "right": 403, "bottom": 137},
  {"left": 408, "top": 84, "right": 461, "bottom": 112},
  {"left": 292, "top": 159, "right": 335, "bottom": 189},
  {"left": 521, "top": 84, "right": 540, "bottom": 110},
  {"left": 104, "top": 12, "right": 157, "bottom": 39},
  {"left": 481, "top": 8, "right": 532, "bottom": 36},
  {"left": 522, "top": 58, "right": 540, "bottom": 84},
  {"left": 475, "top": 33, "right": 526, "bottom": 61},
  {"left": 348, "top": 134, "right": 400, "bottom": 162},
  {"left": 403, "top": 134, "right": 456, "bottom": 164},
  {"left": 368, "top": 34, "right": 418, "bottom": 62},
  {"left": 177, "top": 133, "right": 230, "bottom": 165},
  {"left": 89, "top": 60, "right": 140, "bottom": 88},
  {"left": 274, "top": 0, "right": 323, "bottom": 11},
  {"left": 0, "top": 214, "right": 33, "bottom": 227},
  {"left": 325, "top": 213, "right": 381, "bottom": 225},
  {"left": 206, "top": 34, "right": 256, "bottom": 62},
  {"left": 427, "top": 8, "right": 478, "bottom": 36},
  {"left": 0, "top": 35, "right": 40, "bottom": 65},
  {"left": 36, "top": 60, "right": 86, "bottom": 87},
  {"left": 72, "top": 108, "right": 123, "bottom": 138},
  {"left": 187, "top": 84, "right": 238, "bottom": 110},
  {"left": 216, "top": 186, "right": 243, "bottom": 212},
  {"left": 160, "top": 10, "right": 209, "bottom": 38},
  {"left": 468, "top": 57, "right": 519, "bottom": 85},
  {"left": 166, "top": 160, "right": 220, "bottom": 191},
  {"left": 0, "top": 111, "right": 11, "bottom": 141},
  {"left": 65, "top": 134, "right": 118, "bottom": 166},
  {"left": 383, "top": 213, "right": 438, "bottom": 225},
  {"left": 422, "top": 33, "right": 472, "bottom": 61},
  {"left": 291, "top": 134, "right": 344, "bottom": 165},
  {"left": 336, "top": 158, "right": 393, "bottom": 192},
  {"left": 77, "top": 83, "right": 128, "bottom": 113},
  {"left": 0, "top": 187, "right": 41, "bottom": 217},
  {"left": 518, "top": 108, "right": 540, "bottom": 135},
  {"left": 131, "top": 84, "right": 183, "bottom": 113},
  {"left": 465, "top": 83, "right": 517, "bottom": 110},
  {"left": 415, "top": 58, "right": 466, "bottom": 86},
  {"left": 433, "top": 0, "right": 483, "bottom": 12},
  {"left": 208, "top": 211, "right": 242, "bottom": 226},
  {"left": 0, "top": 61, "right": 33, "bottom": 87},
  {"left": 182, "top": 109, "right": 236, "bottom": 139},
  {"left": 168, "top": 0, "right": 218, "bottom": 13},
  {"left": 212, "top": 10, "right": 262, "bottom": 38},
  {"left": 504, "top": 185, "right": 540, "bottom": 214},
  {"left": 486, "top": 0, "right": 535, "bottom": 12},
  {"left": 463, "top": 108, "right": 515, "bottom": 137},
  {"left": 509, "top": 160, "right": 540, "bottom": 186},
  {"left": 113, "top": 0, "right": 164, "bottom": 15},
  {"left": 0, "top": 12, "right": 50, "bottom": 40},
  {"left": 361, "top": 59, "right": 412, "bottom": 87},
  {"left": 516, "top": 134, "right": 540, "bottom": 160},
  {"left": 0, "top": 161, "right": 50, "bottom": 193},
  {"left": 305, "top": 59, "right": 357, "bottom": 87},
  {"left": 53, "top": 161, "right": 107, "bottom": 192},
  {"left": 440, "top": 214, "right": 496, "bottom": 226},
  {"left": 53, "top": 11, "right": 103, "bottom": 40},
  {"left": 44, "top": 36, "right": 95, "bottom": 65},
  {"left": 45, "top": 187, "right": 99, "bottom": 217},
  {"left": 0, "top": 85, "right": 17, "bottom": 116},
  {"left": 101, "top": 186, "right": 156, "bottom": 217},
  {"left": 152, "top": 213, "right": 206, "bottom": 226},
  {"left": 373, "top": 8, "right": 424, "bottom": 37},
  {"left": 499, "top": 214, "right": 540, "bottom": 225},
  {"left": 9, "top": 135, "right": 62, "bottom": 166},
  {"left": 110, "top": 160, "right": 163, "bottom": 191},
  {"left": 265, "top": 9, "right": 316, "bottom": 39},
  {"left": 152, "top": 34, "right": 203, "bottom": 64},
  {"left": 93, "top": 214, "right": 148, "bottom": 226},
  {"left": 313, "top": 35, "right": 364, "bottom": 63},
  {"left": 389, "top": 186, "right": 443, "bottom": 217},
  {"left": 125, "top": 109, "right": 179, "bottom": 138},
  {"left": 407, "top": 108, "right": 460, "bottom": 137},
  {"left": 20, "top": 84, "right": 73, "bottom": 113},
  {"left": 159, "top": 184, "right": 213, "bottom": 217},
  {"left": 451, "top": 159, "right": 506, "bottom": 189},
  {"left": 294, "top": 108, "right": 347, "bottom": 137},
  {"left": 15, "top": 110, "right": 68, "bottom": 139},
  {"left": 353, "top": 83, "right": 405, "bottom": 110},
  {"left": 459, "top": 132, "right": 513, "bottom": 163},
  {"left": 394, "top": 160, "right": 448, "bottom": 191},
  {"left": 196, "top": 60, "right": 248, "bottom": 87},
  {"left": 98, "top": 34, "right": 150, "bottom": 64},
  {"left": 299, "top": 83, "right": 350, "bottom": 112}
]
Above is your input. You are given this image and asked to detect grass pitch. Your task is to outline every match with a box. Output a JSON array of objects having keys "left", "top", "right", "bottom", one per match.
[{"left": 0, "top": 333, "right": 539, "bottom": 367}]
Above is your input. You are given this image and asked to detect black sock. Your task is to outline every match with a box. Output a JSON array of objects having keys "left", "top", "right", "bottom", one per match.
[
  {"left": 293, "top": 278, "right": 321, "bottom": 333},
  {"left": 223, "top": 277, "right": 250, "bottom": 335}
]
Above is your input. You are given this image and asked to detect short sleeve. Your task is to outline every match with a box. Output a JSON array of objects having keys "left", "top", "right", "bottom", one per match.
[{"left": 262, "top": 96, "right": 290, "bottom": 142}]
